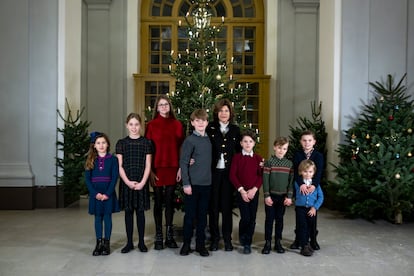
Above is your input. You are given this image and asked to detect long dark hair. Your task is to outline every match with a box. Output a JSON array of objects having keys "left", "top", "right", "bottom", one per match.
[{"left": 152, "top": 95, "right": 177, "bottom": 120}]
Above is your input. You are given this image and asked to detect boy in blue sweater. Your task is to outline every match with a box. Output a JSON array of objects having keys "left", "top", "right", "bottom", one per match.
[
  {"left": 295, "top": 159, "right": 323, "bottom": 256},
  {"left": 179, "top": 109, "right": 212, "bottom": 257}
]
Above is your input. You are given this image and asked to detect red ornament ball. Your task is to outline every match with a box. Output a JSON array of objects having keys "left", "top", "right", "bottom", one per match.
[{"left": 388, "top": 115, "right": 394, "bottom": 121}]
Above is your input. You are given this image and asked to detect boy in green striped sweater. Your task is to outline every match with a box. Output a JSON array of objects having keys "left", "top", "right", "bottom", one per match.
[{"left": 261, "top": 137, "right": 293, "bottom": 254}]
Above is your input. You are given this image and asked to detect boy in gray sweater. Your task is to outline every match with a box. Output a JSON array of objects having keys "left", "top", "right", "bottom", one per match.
[{"left": 179, "top": 109, "right": 212, "bottom": 257}]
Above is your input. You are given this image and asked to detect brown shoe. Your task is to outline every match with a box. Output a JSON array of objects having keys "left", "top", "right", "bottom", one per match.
[{"left": 300, "top": 244, "right": 313, "bottom": 256}]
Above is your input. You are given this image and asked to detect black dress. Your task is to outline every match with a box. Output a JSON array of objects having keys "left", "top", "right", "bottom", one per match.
[{"left": 116, "top": 136, "right": 152, "bottom": 211}]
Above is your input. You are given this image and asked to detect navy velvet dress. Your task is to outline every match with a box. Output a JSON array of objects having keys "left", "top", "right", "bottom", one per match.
[{"left": 85, "top": 153, "right": 120, "bottom": 215}]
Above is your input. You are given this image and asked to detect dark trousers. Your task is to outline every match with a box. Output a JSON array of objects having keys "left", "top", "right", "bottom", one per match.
[
  {"left": 295, "top": 206, "right": 317, "bottom": 248},
  {"left": 124, "top": 208, "right": 145, "bottom": 246},
  {"left": 237, "top": 191, "right": 259, "bottom": 246},
  {"left": 264, "top": 194, "right": 286, "bottom": 241},
  {"left": 209, "top": 168, "right": 235, "bottom": 242},
  {"left": 183, "top": 185, "right": 211, "bottom": 246},
  {"left": 153, "top": 185, "right": 175, "bottom": 228}
]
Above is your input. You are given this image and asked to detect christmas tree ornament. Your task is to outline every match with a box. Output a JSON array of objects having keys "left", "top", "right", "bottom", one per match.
[
  {"left": 395, "top": 153, "right": 400, "bottom": 159},
  {"left": 394, "top": 105, "right": 399, "bottom": 110},
  {"left": 395, "top": 173, "right": 401, "bottom": 179},
  {"left": 408, "top": 152, "right": 412, "bottom": 157},
  {"left": 365, "top": 134, "right": 370, "bottom": 139},
  {"left": 377, "top": 118, "right": 381, "bottom": 122},
  {"left": 388, "top": 115, "right": 394, "bottom": 121},
  {"left": 380, "top": 96, "right": 384, "bottom": 101},
  {"left": 216, "top": 74, "right": 221, "bottom": 80},
  {"left": 369, "top": 160, "right": 374, "bottom": 165},
  {"left": 408, "top": 128, "right": 412, "bottom": 134},
  {"left": 376, "top": 143, "right": 380, "bottom": 147}
]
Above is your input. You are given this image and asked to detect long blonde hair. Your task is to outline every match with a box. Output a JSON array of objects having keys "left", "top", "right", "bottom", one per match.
[{"left": 85, "top": 132, "right": 111, "bottom": 170}]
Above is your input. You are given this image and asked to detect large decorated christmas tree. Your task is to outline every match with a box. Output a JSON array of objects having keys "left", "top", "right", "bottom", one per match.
[
  {"left": 332, "top": 74, "right": 414, "bottom": 223},
  {"left": 168, "top": 0, "right": 248, "bottom": 135}
]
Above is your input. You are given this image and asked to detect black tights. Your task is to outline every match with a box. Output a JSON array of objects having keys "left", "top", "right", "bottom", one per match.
[
  {"left": 124, "top": 208, "right": 145, "bottom": 246},
  {"left": 153, "top": 185, "right": 175, "bottom": 228}
]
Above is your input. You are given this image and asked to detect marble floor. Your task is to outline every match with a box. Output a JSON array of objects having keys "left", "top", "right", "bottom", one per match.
[{"left": 0, "top": 198, "right": 413, "bottom": 276}]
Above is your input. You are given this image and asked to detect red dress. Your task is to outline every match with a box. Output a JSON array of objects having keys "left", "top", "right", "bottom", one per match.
[{"left": 145, "top": 114, "right": 184, "bottom": 186}]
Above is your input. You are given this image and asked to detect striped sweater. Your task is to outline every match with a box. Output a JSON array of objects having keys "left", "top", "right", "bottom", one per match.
[{"left": 262, "top": 156, "right": 293, "bottom": 198}]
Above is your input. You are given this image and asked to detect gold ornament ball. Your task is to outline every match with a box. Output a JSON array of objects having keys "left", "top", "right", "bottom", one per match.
[
  {"left": 376, "top": 143, "right": 380, "bottom": 147},
  {"left": 216, "top": 74, "right": 222, "bottom": 80},
  {"left": 408, "top": 128, "right": 412, "bottom": 134},
  {"left": 365, "top": 134, "right": 370, "bottom": 139},
  {"left": 395, "top": 173, "right": 401, "bottom": 179},
  {"left": 408, "top": 152, "right": 412, "bottom": 157},
  {"left": 377, "top": 118, "right": 381, "bottom": 122},
  {"left": 369, "top": 160, "right": 374, "bottom": 165}
]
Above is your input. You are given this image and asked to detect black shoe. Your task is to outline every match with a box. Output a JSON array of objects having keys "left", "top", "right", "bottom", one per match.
[
  {"left": 290, "top": 240, "right": 299, "bottom": 249},
  {"left": 310, "top": 240, "right": 320, "bottom": 250},
  {"left": 300, "top": 244, "right": 313, "bottom": 256},
  {"left": 274, "top": 239, "right": 285, "bottom": 254},
  {"left": 121, "top": 244, "right": 133, "bottom": 254},
  {"left": 101, "top": 239, "right": 110, "bottom": 255},
  {"left": 92, "top": 239, "right": 103, "bottom": 256},
  {"left": 180, "top": 243, "right": 192, "bottom": 256},
  {"left": 154, "top": 240, "right": 164, "bottom": 250},
  {"left": 165, "top": 238, "right": 178, "bottom": 248},
  {"left": 224, "top": 241, "right": 233, "bottom": 251},
  {"left": 209, "top": 241, "right": 219, "bottom": 251},
  {"left": 138, "top": 243, "right": 148, "bottom": 252},
  {"left": 261, "top": 240, "right": 271, "bottom": 254},
  {"left": 196, "top": 246, "right": 210, "bottom": 257},
  {"left": 243, "top": 245, "right": 251, "bottom": 254}
]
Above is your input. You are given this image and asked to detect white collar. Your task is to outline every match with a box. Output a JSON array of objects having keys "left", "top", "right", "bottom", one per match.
[{"left": 242, "top": 150, "right": 253, "bottom": 157}]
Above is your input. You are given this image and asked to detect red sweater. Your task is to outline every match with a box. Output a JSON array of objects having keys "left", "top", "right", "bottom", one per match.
[
  {"left": 230, "top": 153, "right": 263, "bottom": 191},
  {"left": 145, "top": 114, "right": 184, "bottom": 168}
]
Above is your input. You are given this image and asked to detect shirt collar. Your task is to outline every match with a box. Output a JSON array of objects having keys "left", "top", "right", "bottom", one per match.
[{"left": 242, "top": 150, "right": 253, "bottom": 157}]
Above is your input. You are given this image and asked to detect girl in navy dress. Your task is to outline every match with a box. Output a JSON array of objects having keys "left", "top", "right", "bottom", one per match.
[
  {"left": 116, "top": 113, "right": 153, "bottom": 253},
  {"left": 85, "top": 132, "right": 120, "bottom": 256}
]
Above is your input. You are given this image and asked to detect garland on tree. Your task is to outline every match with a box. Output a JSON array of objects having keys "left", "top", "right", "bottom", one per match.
[{"left": 331, "top": 74, "right": 414, "bottom": 223}]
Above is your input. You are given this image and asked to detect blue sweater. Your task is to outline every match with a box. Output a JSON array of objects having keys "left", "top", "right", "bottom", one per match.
[{"left": 294, "top": 181, "right": 324, "bottom": 210}]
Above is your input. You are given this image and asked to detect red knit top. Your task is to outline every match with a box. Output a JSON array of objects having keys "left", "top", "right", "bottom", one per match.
[
  {"left": 230, "top": 153, "right": 263, "bottom": 191},
  {"left": 145, "top": 114, "right": 184, "bottom": 170}
]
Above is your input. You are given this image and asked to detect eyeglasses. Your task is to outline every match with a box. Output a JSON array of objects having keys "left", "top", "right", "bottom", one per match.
[{"left": 158, "top": 103, "right": 169, "bottom": 107}]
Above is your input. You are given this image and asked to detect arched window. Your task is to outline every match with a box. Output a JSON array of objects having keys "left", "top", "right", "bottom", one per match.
[{"left": 135, "top": 0, "right": 269, "bottom": 155}]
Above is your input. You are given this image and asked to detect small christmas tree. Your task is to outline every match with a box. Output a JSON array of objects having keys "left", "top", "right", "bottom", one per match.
[
  {"left": 166, "top": 0, "right": 252, "bottom": 210},
  {"left": 56, "top": 100, "right": 91, "bottom": 206},
  {"left": 332, "top": 74, "right": 414, "bottom": 223}
]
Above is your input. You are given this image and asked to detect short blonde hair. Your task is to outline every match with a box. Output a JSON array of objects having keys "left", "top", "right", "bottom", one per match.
[
  {"left": 190, "top": 109, "right": 208, "bottom": 121},
  {"left": 298, "top": 159, "right": 316, "bottom": 175}
]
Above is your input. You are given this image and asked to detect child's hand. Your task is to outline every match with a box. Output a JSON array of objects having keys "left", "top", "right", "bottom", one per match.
[
  {"left": 176, "top": 168, "right": 181, "bottom": 182},
  {"left": 284, "top": 197, "right": 292, "bottom": 206},
  {"left": 96, "top": 193, "right": 103, "bottom": 200},
  {"left": 246, "top": 188, "right": 257, "bottom": 200},
  {"left": 102, "top": 194, "right": 109, "bottom": 201},
  {"left": 300, "top": 184, "right": 310, "bottom": 195},
  {"left": 259, "top": 158, "right": 265, "bottom": 168},
  {"left": 183, "top": 185, "right": 192, "bottom": 195},
  {"left": 241, "top": 191, "right": 250, "bottom": 202},
  {"left": 134, "top": 182, "right": 145, "bottom": 190},
  {"left": 308, "top": 207, "right": 316, "bottom": 217},
  {"left": 264, "top": 197, "right": 273, "bottom": 206},
  {"left": 128, "top": 181, "right": 138, "bottom": 189},
  {"left": 189, "top": 158, "right": 195, "bottom": 166},
  {"left": 307, "top": 185, "right": 316, "bottom": 193}
]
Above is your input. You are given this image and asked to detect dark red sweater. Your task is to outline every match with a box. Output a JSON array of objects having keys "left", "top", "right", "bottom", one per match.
[{"left": 230, "top": 153, "right": 263, "bottom": 191}]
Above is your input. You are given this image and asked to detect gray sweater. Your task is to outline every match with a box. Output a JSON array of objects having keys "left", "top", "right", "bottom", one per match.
[{"left": 180, "top": 131, "right": 212, "bottom": 187}]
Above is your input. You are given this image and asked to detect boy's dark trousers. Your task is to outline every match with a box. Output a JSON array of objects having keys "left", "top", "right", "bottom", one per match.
[
  {"left": 237, "top": 192, "right": 259, "bottom": 246},
  {"left": 182, "top": 185, "right": 211, "bottom": 247},
  {"left": 295, "top": 206, "right": 316, "bottom": 248},
  {"left": 264, "top": 194, "right": 286, "bottom": 241},
  {"left": 209, "top": 168, "right": 234, "bottom": 244}
]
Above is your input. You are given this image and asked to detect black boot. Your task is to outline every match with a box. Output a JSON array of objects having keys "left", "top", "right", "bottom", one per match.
[
  {"left": 101, "top": 239, "right": 110, "bottom": 255},
  {"left": 274, "top": 239, "right": 285, "bottom": 253},
  {"left": 154, "top": 226, "right": 164, "bottom": 250},
  {"left": 92, "top": 239, "right": 103, "bottom": 256},
  {"left": 165, "top": 225, "right": 178, "bottom": 248},
  {"left": 261, "top": 240, "right": 271, "bottom": 254}
]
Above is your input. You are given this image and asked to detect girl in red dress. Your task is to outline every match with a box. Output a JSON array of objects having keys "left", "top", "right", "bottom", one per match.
[{"left": 145, "top": 95, "right": 184, "bottom": 249}]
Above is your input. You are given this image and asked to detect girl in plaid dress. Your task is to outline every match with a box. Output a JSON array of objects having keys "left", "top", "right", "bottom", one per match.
[{"left": 116, "top": 113, "right": 153, "bottom": 253}]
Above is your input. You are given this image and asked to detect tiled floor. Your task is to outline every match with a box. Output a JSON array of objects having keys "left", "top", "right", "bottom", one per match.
[{"left": 0, "top": 198, "right": 413, "bottom": 276}]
